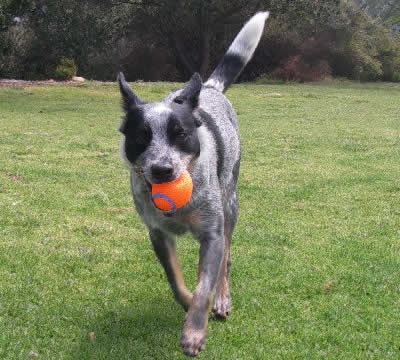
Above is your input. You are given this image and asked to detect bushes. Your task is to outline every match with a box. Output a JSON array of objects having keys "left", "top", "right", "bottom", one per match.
[
  {"left": 1, "top": 0, "right": 400, "bottom": 83},
  {"left": 0, "top": 20, "right": 32, "bottom": 79},
  {"left": 247, "top": 29, "right": 334, "bottom": 83},
  {"left": 54, "top": 58, "right": 77, "bottom": 80},
  {"left": 393, "top": 72, "right": 400, "bottom": 82},
  {"left": 120, "top": 41, "right": 180, "bottom": 82},
  {"left": 252, "top": 2, "right": 400, "bottom": 83},
  {"left": 329, "top": 3, "right": 400, "bottom": 82},
  {"left": 270, "top": 56, "right": 331, "bottom": 82},
  {"left": 269, "top": 35, "right": 334, "bottom": 82}
]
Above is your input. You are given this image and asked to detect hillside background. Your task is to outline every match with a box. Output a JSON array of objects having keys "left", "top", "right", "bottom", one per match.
[{"left": 1, "top": 0, "right": 399, "bottom": 82}]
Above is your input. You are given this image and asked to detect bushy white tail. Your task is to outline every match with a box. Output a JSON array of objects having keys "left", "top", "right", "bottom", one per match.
[{"left": 205, "top": 11, "right": 269, "bottom": 92}]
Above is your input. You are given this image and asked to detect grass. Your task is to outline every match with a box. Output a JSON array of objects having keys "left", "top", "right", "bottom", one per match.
[{"left": 0, "top": 80, "right": 400, "bottom": 359}]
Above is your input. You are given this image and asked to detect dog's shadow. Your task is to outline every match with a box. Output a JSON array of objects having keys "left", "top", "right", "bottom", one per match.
[{"left": 72, "top": 295, "right": 187, "bottom": 359}]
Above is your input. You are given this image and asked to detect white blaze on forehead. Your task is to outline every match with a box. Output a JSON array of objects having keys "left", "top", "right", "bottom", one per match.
[
  {"left": 149, "top": 103, "right": 171, "bottom": 116},
  {"left": 143, "top": 102, "right": 173, "bottom": 142},
  {"left": 145, "top": 103, "right": 172, "bottom": 130}
]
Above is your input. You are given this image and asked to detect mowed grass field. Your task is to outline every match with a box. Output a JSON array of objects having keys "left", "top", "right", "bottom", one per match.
[{"left": 1, "top": 80, "right": 400, "bottom": 359}]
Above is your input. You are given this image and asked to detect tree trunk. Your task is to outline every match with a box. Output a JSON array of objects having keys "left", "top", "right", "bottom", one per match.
[
  {"left": 199, "top": 2, "right": 211, "bottom": 78},
  {"left": 199, "top": 32, "right": 210, "bottom": 79},
  {"left": 170, "top": 35, "right": 197, "bottom": 79}
]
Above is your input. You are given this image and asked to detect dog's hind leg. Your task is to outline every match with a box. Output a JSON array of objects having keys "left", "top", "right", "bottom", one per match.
[
  {"left": 150, "top": 228, "right": 193, "bottom": 311},
  {"left": 213, "top": 193, "right": 238, "bottom": 318},
  {"left": 212, "top": 221, "right": 233, "bottom": 318}
]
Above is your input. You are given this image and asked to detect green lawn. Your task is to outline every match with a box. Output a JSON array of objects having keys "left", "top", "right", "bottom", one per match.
[{"left": 1, "top": 80, "right": 400, "bottom": 359}]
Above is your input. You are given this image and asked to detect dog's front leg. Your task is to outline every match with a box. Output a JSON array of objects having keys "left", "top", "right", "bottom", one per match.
[
  {"left": 181, "top": 217, "right": 224, "bottom": 356},
  {"left": 150, "top": 228, "right": 193, "bottom": 311}
]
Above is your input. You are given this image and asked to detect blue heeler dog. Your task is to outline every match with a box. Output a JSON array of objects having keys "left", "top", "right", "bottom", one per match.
[{"left": 117, "top": 12, "right": 269, "bottom": 357}]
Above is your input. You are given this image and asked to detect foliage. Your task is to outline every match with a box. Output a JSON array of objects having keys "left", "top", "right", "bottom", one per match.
[
  {"left": 246, "top": 24, "right": 336, "bottom": 82},
  {"left": 0, "top": 18, "right": 30, "bottom": 78},
  {"left": 0, "top": 0, "right": 34, "bottom": 31},
  {"left": 270, "top": 56, "right": 331, "bottom": 82},
  {"left": 330, "top": 2, "right": 400, "bottom": 81},
  {"left": 54, "top": 58, "right": 77, "bottom": 80},
  {"left": 107, "top": 0, "right": 263, "bottom": 79},
  {"left": 354, "top": 0, "right": 400, "bottom": 21},
  {"left": 1, "top": 0, "right": 400, "bottom": 82}
]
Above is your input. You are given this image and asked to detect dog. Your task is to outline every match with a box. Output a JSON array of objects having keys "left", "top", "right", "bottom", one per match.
[{"left": 117, "top": 12, "right": 269, "bottom": 356}]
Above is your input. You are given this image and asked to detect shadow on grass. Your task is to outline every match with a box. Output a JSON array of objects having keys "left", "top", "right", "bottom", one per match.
[{"left": 72, "top": 296, "right": 185, "bottom": 360}]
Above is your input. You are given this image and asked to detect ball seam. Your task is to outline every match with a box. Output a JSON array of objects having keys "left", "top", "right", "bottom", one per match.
[{"left": 152, "top": 193, "right": 176, "bottom": 212}]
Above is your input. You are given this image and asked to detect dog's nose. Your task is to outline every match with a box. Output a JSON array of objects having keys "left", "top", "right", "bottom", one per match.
[{"left": 151, "top": 164, "right": 173, "bottom": 182}]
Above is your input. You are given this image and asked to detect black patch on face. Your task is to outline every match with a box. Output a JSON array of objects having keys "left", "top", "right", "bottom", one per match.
[
  {"left": 120, "top": 107, "right": 152, "bottom": 163},
  {"left": 168, "top": 104, "right": 200, "bottom": 157},
  {"left": 197, "top": 109, "right": 225, "bottom": 179}
]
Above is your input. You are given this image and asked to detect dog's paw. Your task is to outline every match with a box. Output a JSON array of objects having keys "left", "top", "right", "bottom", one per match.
[
  {"left": 180, "top": 329, "right": 206, "bottom": 357},
  {"left": 212, "top": 294, "right": 232, "bottom": 319}
]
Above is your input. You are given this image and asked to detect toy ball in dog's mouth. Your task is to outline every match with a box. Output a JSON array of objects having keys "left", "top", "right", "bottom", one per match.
[{"left": 151, "top": 171, "right": 193, "bottom": 212}]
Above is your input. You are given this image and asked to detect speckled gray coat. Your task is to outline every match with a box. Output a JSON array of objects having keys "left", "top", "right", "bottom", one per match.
[{"left": 117, "top": 11, "right": 269, "bottom": 357}]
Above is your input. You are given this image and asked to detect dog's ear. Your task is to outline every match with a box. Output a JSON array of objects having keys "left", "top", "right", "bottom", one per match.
[
  {"left": 174, "top": 72, "right": 202, "bottom": 110},
  {"left": 117, "top": 72, "right": 144, "bottom": 112}
]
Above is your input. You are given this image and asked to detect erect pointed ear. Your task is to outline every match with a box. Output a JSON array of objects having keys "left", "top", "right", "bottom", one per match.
[
  {"left": 117, "top": 72, "right": 144, "bottom": 112},
  {"left": 173, "top": 72, "right": 202, "bottom": 109}
]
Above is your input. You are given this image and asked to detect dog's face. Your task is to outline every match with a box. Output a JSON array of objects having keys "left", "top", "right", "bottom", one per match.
[{"left": 118, "top": 73, "right": 203, "bottom": 185}]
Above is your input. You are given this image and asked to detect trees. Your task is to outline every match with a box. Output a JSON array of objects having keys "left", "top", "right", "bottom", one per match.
[
  {"left": 354, "top": 0, "right": 400, "bottom": 21},
  {"left": 327, "top": 1, "right": 400, "bottom": 81},
  {"left": 104, "top": 0, "right": 345, "bottom": 80},
  {"left": 106, "top": 0, "right": 262, "bottom": 78},
  {"left": 1, "top": 0, "right": 399, "bottom": 81},
  {"left": 1, "top": 0, "right": 129, "bottom": 79},
  {"left": 0, "top": 0, "right": 35, "bottom": 78}
]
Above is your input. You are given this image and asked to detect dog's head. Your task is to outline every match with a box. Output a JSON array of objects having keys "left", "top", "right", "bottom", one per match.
[{"left": 118, "top": 72, "right": 202, "bottom": 185}]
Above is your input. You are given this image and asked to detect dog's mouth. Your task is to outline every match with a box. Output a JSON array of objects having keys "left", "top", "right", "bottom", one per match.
[
  {"left": 144, "top": 178, "right": 152, "bottom": 192},
  {"left": 144, "top": 175, "right": 175, "bottom": 187},
  {"left": 146, "top": 176, "right": 177, "bottom": 217},
  {"left": 135, "top": 166, "right": 189, "bottom": 217},
  {"left": 134, "top": 167, "right": 152, "bottom": 191},
  {"left": 143, "top": 170, "right": 178, "bottom": 187}
]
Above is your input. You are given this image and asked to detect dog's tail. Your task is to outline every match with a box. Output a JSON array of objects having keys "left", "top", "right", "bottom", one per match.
[{"left": 204, "top": 11, "right": 269, "bottom": 93}]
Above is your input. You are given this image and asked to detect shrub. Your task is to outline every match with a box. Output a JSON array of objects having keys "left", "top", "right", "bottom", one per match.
[
  {"left": 246, "top": 23, "right": 334, "bottom": 83},
  {"left": 269, "top": 55, "right": 331, "bottom": 82},
  {"left": 54, "top": 58, "right": 77, "bottom": 80},
  {"left": 392, "top": 72, "right": 400, "bottom": 82},
  {"left": 0, "top": 21, "right": 32, "bottom": 79},
  {"left": 243, "top": 29, "right": 302, "bottom": 82},
  {"left": 379, "top": 40, "right": 400, "bottom": 82},
  {"left": 120, "top": 42, "right": 179, "bottom": 82}
]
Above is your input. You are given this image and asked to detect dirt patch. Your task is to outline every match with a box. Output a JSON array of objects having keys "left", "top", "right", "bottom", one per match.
[
  {"left": 0, "top": 79, "right": 164, "bottom": 87},
  {"left": 3, "top": 172, "right": 27, "bottom": 183},
  {"left": 0, "top": 79, "right": 93, "bottom": 87}
]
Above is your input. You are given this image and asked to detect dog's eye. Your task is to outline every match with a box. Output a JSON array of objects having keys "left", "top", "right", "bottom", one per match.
[
  {"left": 136, "top": 135, "right": 146, "bottom": 144},
  {"left": 136, "top": 133, "right": 149, "bottom": 144},
  {"left": 173, "top": 96, "right": 184, "bottom": 104},
  {"left": 136, "top": 128, "right": 151, "bottom": 144}
]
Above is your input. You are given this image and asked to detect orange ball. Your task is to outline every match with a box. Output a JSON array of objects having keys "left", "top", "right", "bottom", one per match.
[{"left": 152, "top": 171, "right": 193, "bottom": 211}]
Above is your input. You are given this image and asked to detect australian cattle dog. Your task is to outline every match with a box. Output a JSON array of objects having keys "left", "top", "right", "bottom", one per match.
[{"left": 117, "top": 12, "right": 269, "bottom": 356}]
